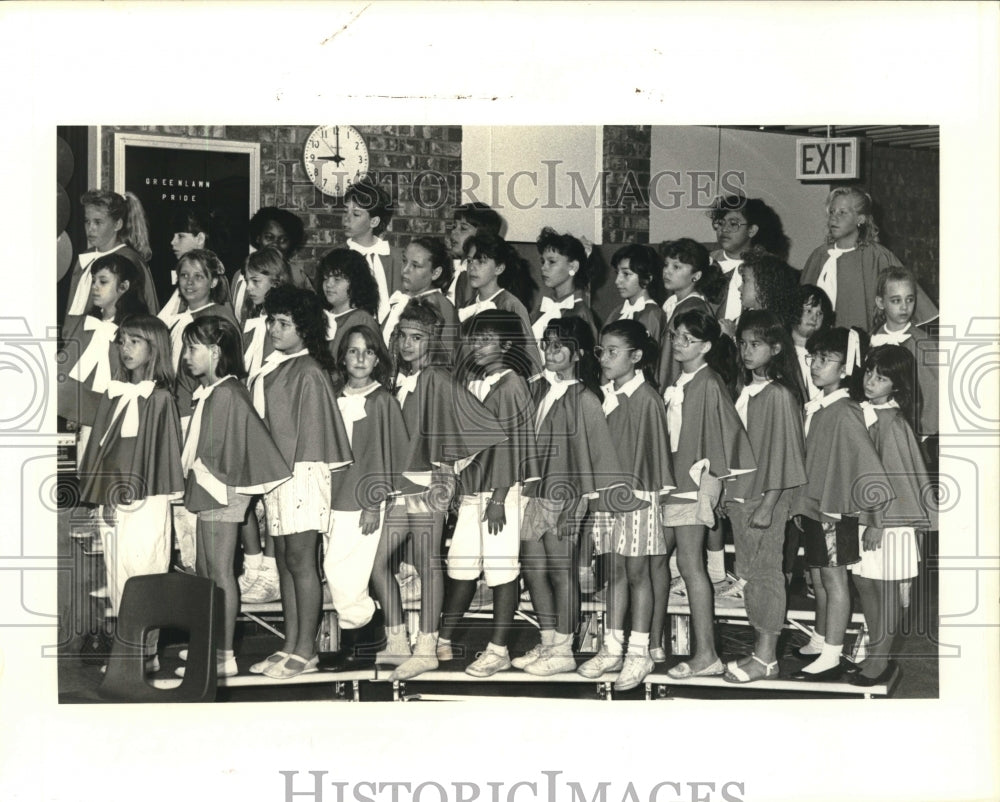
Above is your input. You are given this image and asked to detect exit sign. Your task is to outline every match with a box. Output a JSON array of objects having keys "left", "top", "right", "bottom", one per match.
[{"left": 796, "top": 137, "right": 860, "bottom": 180}]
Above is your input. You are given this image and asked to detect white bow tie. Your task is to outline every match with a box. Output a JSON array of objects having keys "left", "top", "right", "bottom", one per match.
[
  {"left": 395, "top": 371, "right": 420, "bottom": 407},
  {"left": 68, "top": 245, "right": 126, "bottom": 315},
  {"left": 181, "top": 378, "right": 235, "bottom": 504},
  {"left": 381, "top": 290, "right": 412, "bottom": 337},
  {"left": 601, "top": 381, "right": 623, "bottom": 416},
  {"left": 458, "top": 297, "right": 498, "bottom": 323},
  {"left": 337, "top": 392, "right": 371, "bottom": 447},
  {"left": 619, "top": 297, "right": 650, "bottom": 320},
  {"left": 98, "top": 379, "right": 155, "bottom": 446},
  {"left": 859, "top": 399, "right": 899, "bottom": 429},
  {"left": 716, "top": 255, "right": 742, "bottom": 273},
  {"left": 532, "top": 295, "right": 577, "bottom": 340},
  {"left": 734, "top": 380, "right": 770, "bottom": 429},
  {"left": 536, "top": 373, "right": 576, "bottom": 430},
  {"left": 870, "top": 325, "right": 912, "bottom": 347},
  {"left": 817, "top": 247, "right": 855, "bottom": 311},
  {"left": 348, "top": 239, "right": 392, "bottom": 321},
  {"left": 248, "top": 351, "right": 306, "bottom": 416},
  {"left": 243, "top": 317, "right": 268, "bottom": 377},
  {"left": 468, "top": 370, "right": 508, "bottom": 403},
  {"left": 68, "top": 317, "right": 118, "bottom": 394},
  {"left": 663, "top": 369, "right": 698, "bottom": 452}
]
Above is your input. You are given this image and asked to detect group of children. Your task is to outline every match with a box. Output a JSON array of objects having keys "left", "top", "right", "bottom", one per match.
[{"left": 59, "top": 181, "right": 938, "bottom": 693}]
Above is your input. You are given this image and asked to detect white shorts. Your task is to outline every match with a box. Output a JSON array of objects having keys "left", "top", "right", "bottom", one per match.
[
  {"left": 264, "top": 461, "right": 332, "bottom": 535},
  {"left": 446, "top": 487, "right": 525, "bottom": 587},
  {"left": 850, "top": 527, "right": 921, "bottom": 581}
]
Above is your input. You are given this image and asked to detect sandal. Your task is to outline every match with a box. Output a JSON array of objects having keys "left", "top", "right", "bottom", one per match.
[
  {"left": 667, "top": 658, "right": 724, "bottom": 679},
  {"left": 249, "top": 651, "right": 289, "bottom": 675},
  {"left": 263, "top": 653, "right": 319, "bottom": 680},
  {"left": 723, "top": 654, "right": 778, "bottom": 684}
]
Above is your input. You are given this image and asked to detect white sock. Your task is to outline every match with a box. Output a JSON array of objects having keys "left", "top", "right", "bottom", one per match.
[
  {"left": 803, "top": 641, "right": 843, "bottom": 674},
  {"left": 485, "top": 642, "right": 508, "bottom": 656},
  {"left": 217, "top": 649, "right": 234, "bottom": 662},
  {"left": 261, "top": 556, "right": 277, "bottom": 571},
  {"left": 628, "top": 631, "right": 650, "bottom": 656},
  {"left": 437, "top": 636, "right": 451, "bottom": 647},
  {"left": 707, "top": 549, "right": 726, "bottom": 584},
  {"left": 606, "top": 629, "right": 625, "bottom": 655},
  {"left": 540, "top": 630, "right": 556, "bottom": 647},
  {"left": 800, "top": 630, "right": 826, "bottom": 654},
  {"left": 551, "top": 632, "right": 572, "bottom": 653},
  {"left": 245, "top": 552, "right": 263, "bottom": 571}
]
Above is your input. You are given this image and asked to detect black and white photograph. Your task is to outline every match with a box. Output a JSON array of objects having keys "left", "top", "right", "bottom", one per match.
[{"left": 2, "top": 3, "right": 997, "bottom": 802}]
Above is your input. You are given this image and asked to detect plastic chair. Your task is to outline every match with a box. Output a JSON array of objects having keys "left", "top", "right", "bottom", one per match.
[{"left": 99, "top": 573, "right": 223, "bottom": 703}]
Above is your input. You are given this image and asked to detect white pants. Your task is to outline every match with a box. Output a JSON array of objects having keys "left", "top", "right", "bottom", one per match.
[
  {"left": 447, "top": 488, "right": 524, "bottom": 587},
  {"left": 172, "top": 503, "right": 198, "bottom": 571},
  {"left": 323, "top": 507, "right": 383, "bottom": 629},
  {"left": 102, "top": 496, "right": 172, "bottom": 617}
]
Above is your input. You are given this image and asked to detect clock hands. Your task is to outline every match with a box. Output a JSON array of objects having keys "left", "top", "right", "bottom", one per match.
[{"left": 314, "top": 128, "right": 346, "bottom": 166}]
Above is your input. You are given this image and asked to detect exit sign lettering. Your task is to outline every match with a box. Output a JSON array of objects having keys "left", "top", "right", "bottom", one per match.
[{"left": 796, "top": 137, "right": 859, "bottom": 180}]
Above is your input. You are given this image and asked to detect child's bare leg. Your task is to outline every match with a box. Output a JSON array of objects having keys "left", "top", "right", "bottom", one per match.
[
  {"left": 648, "top": 554, "right": 669, "bottom": 654},
  {"left": 372, "top": 505, "right": 407, "bottom": 629},
  {"left": 282, "top": 530, "right": 321, "bottom": 661},
  {"left": 273, "top": 536, "right": 297, "bottom": 653},
  {"left": 810, "top": 566, "right": 827, "bottom": 639},
  {"left": 489, "top": 579, "right": 518, "bottom": 648},
  {"left": 675, "top": 524, "right": 718, "bottom": 670},
  {"left": 798, "top": 565, "right": 850, "bottom": 674},
  {"left": 439, "top": 578, "right": 477, "bottom": 641},
  {"left": 863, "top": 578, "right": 898, "bottom": 676},
  {"left": 198, "top": 519, "right": 239, "bottom": 653},
  {"left": 412, "top": 512, "right": 445, "bottom": 635},
  {"left": 543, "top": 531, "right": 576, "bottom": 637},
  {"left": 521, "top": 539, "right": 553, "bottom": 631}
]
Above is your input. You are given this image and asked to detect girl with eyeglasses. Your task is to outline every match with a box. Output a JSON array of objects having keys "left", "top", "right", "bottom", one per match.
[
  {"left": 655, "top": 238, "right": 724, "bottom": 391},
  {"left": 577, "top": 319, "right": 674, "bottom": 692},
  {"left": 708, "top": 195, "right": 790, "bottom": 327},
  {"left": 789, "top": 326, "right": 890, "bottom": 682},
  {"left": 512, "top": 317, "right": 635, "bottom": 677},
  {"left": 800, "top": 187, "right": 938, "bottom": 332},
  {"left": 661, "top": 308, "right": 755, "bottom": 680}
]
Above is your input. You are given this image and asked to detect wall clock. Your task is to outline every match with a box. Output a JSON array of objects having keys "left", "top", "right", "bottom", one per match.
[{"left": 303, "top": 125, "right": 370, "bottom": 198}]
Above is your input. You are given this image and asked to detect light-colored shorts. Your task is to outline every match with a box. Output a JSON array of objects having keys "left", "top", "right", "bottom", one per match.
[
  {"left": 661, "top": 473, "right": 723, "bottom": 529},
  {"left": 263, "top": 461, "right": 332, "bottom": 535},
  {"left": 198, "top": 487, "right": 252, "bottom": 524},
  {"left": 520, "top": 496, "right": 586, "bottom": 542},
  {"left": 447, "top": 488, "right": 525, "bottom": 586},
  {"left": 850, "top": 526, "right": 920, "bottom": 580}
]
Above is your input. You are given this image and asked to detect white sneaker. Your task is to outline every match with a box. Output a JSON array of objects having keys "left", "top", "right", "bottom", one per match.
[
  {"left": 238, "top": 567, "right": 259, "bottom": 595},
  {"left": 465, "top": 647, "right": 511, "bottom": 677},
  {"left": 614, "top": 652, "right": 655, "bottom": 691},
  {"left": 241, "top": 567, "right": 280, "bottom": 604},
  {"left": 715, "top": 577, "right": 746, "bottom": 608},
  {"left": 577, "top": 646, "right": 623, "bottom": 678},
  {"left": 511, "top": 643, "right": 545, "bottom": 670},
  {"left": 524, "top": 650, "right": 576, "bottom": 676}
]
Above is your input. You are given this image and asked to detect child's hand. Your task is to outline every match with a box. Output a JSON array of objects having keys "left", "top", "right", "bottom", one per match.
[
  {"left": 65, "top": 419, "right": 78, "bottom": 432},
  {"left": 792, "top": 514, "right": 804, "bottom": 532},
  {"left": 748, "top": 502, "right": 775, "bottom": 529},
  {"left": 484, "top": 501, "right": 506, "bottom": 535},
  {"left": 360, "top": 508, "right": 381, "bottom": 535},
  {"left": 862, "top": 526, "right": 884, "bottom": 552}
]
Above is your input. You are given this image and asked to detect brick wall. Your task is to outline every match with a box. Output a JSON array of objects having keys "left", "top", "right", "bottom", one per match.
[
  {"left": 602, "top": 125, "right": 651, "bottom": 245},
  {"left": 101, "top": 125, "right": 462, "bottom": 285},
  {"left": 864, "top": 141, "right": 940, "bottom": 306}
]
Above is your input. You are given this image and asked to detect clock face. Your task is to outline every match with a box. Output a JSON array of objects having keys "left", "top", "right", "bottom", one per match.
[{"left": 303, "top": 125, "right": 370, "bottom": 198}]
